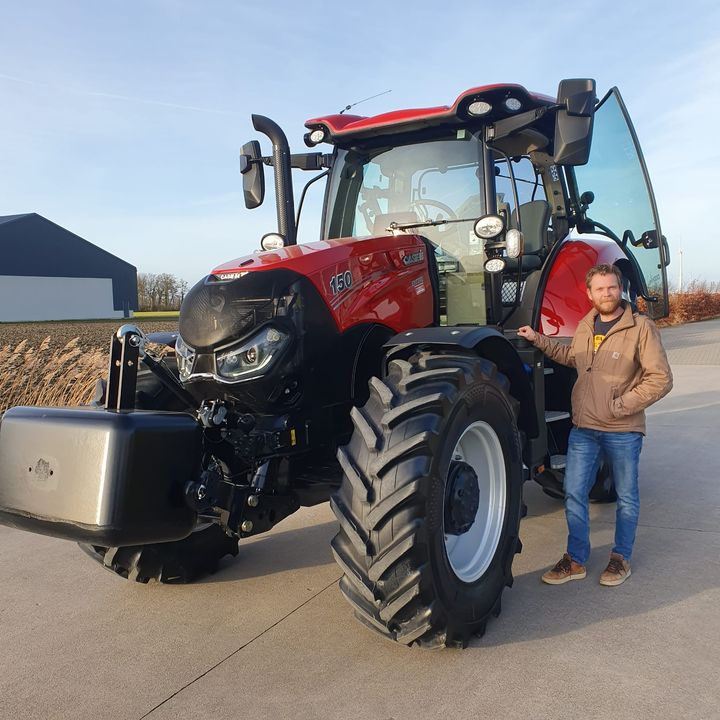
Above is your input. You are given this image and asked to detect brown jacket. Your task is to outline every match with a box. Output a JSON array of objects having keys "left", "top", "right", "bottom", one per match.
[{"left": 533, "top": 302, "right": 672, "bottom": 434}]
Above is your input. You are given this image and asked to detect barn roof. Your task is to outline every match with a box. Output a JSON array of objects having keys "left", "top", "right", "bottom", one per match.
[
  {"left": 0, "top": 213, "right": 32, "bottom": 225},
  {"left": 0, "top": 213, "right": 135, "bottom": 270}
]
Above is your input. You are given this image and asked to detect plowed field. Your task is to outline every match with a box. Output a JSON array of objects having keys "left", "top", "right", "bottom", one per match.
[{"left": 0, "top": 318, "right": 179, "bottom": 352}]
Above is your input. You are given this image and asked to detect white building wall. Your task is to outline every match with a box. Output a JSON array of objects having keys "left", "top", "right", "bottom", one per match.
[{"left": 0, "top": 276, "right": 125, "bottom": 321}]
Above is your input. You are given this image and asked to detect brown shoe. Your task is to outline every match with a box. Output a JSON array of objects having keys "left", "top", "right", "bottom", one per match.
[
  {"left": 599, "top": 552, "right": 631, "bottom": 586},
  {"left": 541, "top": 553, "right": 587, "bottom": 585}
]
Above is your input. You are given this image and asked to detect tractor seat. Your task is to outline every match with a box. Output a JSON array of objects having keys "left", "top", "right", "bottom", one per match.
[{"left": 504, "top": 199, "right": 551, "bottom": 272}]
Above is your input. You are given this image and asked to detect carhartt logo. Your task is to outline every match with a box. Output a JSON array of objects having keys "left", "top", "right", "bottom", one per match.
[{"left": 612, "top": 351, "right": 620, "bottom": 359}]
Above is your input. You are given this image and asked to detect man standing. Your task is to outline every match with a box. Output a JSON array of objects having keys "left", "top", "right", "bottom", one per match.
[{"left": 517, "top": 264, "right": 672, "bottom": 586}]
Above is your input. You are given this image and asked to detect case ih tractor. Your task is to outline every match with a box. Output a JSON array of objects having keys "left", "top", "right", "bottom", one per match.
[{"left": 0, "top": 79, "right": 669, "bottom": 648}]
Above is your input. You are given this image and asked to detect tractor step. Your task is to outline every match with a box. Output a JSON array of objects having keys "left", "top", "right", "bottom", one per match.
[
  {"left": 550, "top": 454, "right": 567, "bottom": 470},
  {"left": 544, "top": 410, "right": 570, "bottom": 423}
]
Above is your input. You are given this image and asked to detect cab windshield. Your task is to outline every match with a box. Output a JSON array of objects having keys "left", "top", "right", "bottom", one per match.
[
  {"left": 324, "top": 135, "right": 491, "bottom": 323},
  {"left": 324, "top": 136, "right": 487, "bottom": 246}
]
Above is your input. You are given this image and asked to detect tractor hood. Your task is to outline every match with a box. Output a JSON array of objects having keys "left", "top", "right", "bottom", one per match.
[
  {"left": 179, "top": 233, "right": 434, "bottom": 344},
  {"left": 175, "top": 232, "right": 433, "bottom": 407},
  {"left": 210, "top": 235, "right": 419, "bottom": 279}
]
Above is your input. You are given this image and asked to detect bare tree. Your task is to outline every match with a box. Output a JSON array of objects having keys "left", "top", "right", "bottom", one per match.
[{"left": 137, "top": 272, "right": 188, "bottom": 311}]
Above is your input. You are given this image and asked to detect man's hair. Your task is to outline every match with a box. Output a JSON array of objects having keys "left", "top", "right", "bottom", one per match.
[{"left": 585, "top": 263, "right": 623, "bottom": 289}]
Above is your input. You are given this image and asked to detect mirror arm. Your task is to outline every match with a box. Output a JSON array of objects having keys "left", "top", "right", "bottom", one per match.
[
  {"left": 257, "top": 153, "right": 333, "bottom": 171},
  {"left": 490, "top": 105, "right": 559, "bottom": 142}
]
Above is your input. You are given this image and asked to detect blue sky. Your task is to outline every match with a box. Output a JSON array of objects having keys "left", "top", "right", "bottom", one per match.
[{"left": 2, "top": 0, "right": 719, "bottom": 286}]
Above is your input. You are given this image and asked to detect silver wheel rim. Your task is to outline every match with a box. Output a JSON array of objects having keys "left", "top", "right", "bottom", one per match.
[{"left": 444, "top": 420, "right": 507, "bottom": 583}]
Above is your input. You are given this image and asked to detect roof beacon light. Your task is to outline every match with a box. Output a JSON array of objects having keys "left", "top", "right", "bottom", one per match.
[
  {"left": 504, "top": 97, "right": 522, "bottom": 112},
  {"left": 505, "top": 229, "right": 524, "bottom": 258},
  {"left": 484, "top": 257, "right": 506, "bottom": 273},
  {"left": 467, "top": 100, "right": 492, "bottom": 117},
  {"left": 474, "top": 214, "right": 504, "bottom": 240}
]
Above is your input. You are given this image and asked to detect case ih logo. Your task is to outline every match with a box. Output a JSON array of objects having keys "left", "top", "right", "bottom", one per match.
[
  {"left": 402, "top": 250, "right": 424, "bottom": 266},
  {"left": 213, "top": 272, "right": 248, "bottom": 281}
]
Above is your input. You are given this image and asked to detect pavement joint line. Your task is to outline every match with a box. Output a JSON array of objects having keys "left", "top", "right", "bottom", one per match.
[
  {"left": 533, "top": 514, "right": 718, "bottom": 535},
  {"left": 596, "top": 520, "right": 719, "bottom": 534},
  {"left": 137, "top": 575, "right": 341, "bottom": 719}
]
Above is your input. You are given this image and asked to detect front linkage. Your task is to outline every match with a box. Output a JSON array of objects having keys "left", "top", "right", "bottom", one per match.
[{"left": 108, "top": 325, "right": 302, "bottom": 541}]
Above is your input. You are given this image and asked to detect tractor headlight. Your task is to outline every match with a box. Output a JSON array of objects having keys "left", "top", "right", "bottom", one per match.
[
  {"left": 175, "top": 336, "right": 196, "bottom": 381},
  {"left": 474, "top": 214, "right": 504, "bottom": 240},
  {"left": 216, "top": 326, "right": 290, "bottom": 381},
  {"left": 261, "top": 233, "right": 285, "bottom": 251}
]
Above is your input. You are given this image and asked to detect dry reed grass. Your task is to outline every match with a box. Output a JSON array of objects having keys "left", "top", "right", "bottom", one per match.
[
  {"left": 0, "top": 337, "right": 107, "bottom": 414},
  {"left": 658, "top": 280, "right": 720, "bottom": 326}
]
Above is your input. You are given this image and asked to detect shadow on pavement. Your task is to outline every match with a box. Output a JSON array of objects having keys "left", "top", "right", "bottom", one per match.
[
  {"left": 475, "top": 530, "right": 720, "bottom": 648},
  {"left": 198, "top": 519, "right": 338, "bottom": 584}
]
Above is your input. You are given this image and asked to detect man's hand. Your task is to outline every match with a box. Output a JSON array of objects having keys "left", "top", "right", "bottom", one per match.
[{"left": 517, "top": 326, "right": 537, "bottom": 343}]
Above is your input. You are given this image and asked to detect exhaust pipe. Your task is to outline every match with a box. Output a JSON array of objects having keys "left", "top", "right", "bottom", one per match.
[{"left": 251, "top": 114, "right": 297, "bottom": 245}]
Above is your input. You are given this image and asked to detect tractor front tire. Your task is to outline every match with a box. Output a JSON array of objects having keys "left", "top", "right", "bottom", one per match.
[
  {"left": 79, "top": 524, "right": 239, "bottom": 583},
  {"left": 331, "top": 351, "right": 524, "bottom": 648},
  {"left": 78, "top": 359, "right": 238, "bottom": 583}
]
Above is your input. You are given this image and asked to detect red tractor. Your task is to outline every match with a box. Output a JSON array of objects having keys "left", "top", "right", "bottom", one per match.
[{"left": 0, "top": 79, "right": 669, "bottom": 648}]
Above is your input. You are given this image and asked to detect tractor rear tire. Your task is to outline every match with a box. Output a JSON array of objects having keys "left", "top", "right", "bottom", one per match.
[
  {"left": 331, "top": 351, "right": 524, "bottom": 648},
  {"left": 78, "top": 358, "right": 239, "bottom": 583}
]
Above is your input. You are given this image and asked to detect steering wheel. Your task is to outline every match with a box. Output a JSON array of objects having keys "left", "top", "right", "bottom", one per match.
[{"left": 410, "top": 198, "right": 458, "bottom": 222}]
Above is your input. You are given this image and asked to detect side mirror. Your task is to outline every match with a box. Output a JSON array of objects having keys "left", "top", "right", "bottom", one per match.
[
  {"left": 554, "top": 79, "right": 596, "bottom": 166},
  {"left": 240, "top": 140, "right": 265, "bottom": 209}
]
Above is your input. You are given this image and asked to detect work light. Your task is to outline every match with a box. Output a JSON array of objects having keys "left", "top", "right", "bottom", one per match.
[
  {"left": 484, "top": 257, "right": 506, "bottom": 273},
  {"left": 467, "top": 101, "right": 492, "bottom": 117},
  {"left": 474, "top": 214, "right": 504, "bottom": 240}
]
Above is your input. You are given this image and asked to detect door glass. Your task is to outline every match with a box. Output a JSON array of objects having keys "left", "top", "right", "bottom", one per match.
[{"left": 573, "top": 89, "right": 668, "bottom": 318}]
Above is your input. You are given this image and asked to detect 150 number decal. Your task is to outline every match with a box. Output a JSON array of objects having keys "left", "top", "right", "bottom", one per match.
[{"left": 329, "top": 270, "right": 353, "bottom": 295}]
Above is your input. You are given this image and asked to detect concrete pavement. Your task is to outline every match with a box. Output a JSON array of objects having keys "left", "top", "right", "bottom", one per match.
[{"left": 0, "top": 320, "right": 718, "bottom": 720}]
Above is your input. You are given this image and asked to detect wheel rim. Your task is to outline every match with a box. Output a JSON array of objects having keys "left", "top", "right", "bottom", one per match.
[{"left": 444, "top": 420, "right": 507, "bottom": 583}]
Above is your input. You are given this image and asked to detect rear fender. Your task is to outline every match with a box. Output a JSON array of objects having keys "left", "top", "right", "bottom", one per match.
[{"left": 384, "top": 327, "right": 538, "bottom": 441}]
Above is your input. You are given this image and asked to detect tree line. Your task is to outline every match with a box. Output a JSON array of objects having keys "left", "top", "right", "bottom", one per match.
[{"left": 137, "top": 273, "right": 189, "bottom": 311}]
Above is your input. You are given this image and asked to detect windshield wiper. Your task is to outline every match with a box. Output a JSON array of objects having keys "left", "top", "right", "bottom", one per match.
[{"left": 386, "top": 217, "right": 477, "bottom": 233}]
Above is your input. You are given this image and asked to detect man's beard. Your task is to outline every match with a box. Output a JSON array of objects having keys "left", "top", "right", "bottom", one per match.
[{"left": 593, "top": 296, "right": 622, "bottom": 315}]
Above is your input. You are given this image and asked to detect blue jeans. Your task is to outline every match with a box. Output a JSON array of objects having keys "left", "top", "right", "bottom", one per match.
[{"left": 564, "top": 427, "right": 643, "bottom": 564}]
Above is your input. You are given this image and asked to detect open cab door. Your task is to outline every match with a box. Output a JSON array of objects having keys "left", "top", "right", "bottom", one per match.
[{"left": 571, "top": 88, "right": 670, "bottom": 319}]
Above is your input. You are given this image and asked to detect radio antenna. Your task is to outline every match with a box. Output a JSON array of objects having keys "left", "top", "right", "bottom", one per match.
[{"left": 339, "top": 89, "right": 391, "bottom": 114}]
